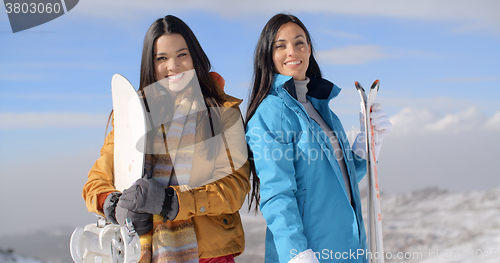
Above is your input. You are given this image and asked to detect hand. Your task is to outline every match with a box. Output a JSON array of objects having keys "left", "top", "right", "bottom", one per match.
[
  {"left": 115, "top": 205, "right": 153, "bottom": 236},
  {"left": 359, "top": 103, "right": 392, "bottom": 145},
  {"left": 288, "top": 249, "right": 320, "bottom": 263},
  {"left": 103, "top": 192, "right": 121, "bottom": 224},
  {"left": 368, "top": 103, "right": 392, "bottom": 144},
  {"left": 118, "top": 178, "right": 178, "bottom": 219},
  {"left": 354, "top": 103, "right": 392, "bottom": 159},
  {"left": 118, "top": 178, "right": 166, "bottom": 215}
]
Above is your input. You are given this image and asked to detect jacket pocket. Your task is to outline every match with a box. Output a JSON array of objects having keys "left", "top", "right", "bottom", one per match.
[{"left": 207, "top": 213, "right": 239, "bottom": 229}]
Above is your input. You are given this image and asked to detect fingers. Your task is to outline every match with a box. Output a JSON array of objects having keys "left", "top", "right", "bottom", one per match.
[
  {"left": 115, "top": 205, "right": 153, "bottom": 235},
  {"left": 371, "top": 103, "right": 382, "bottom": 112},
  {"left": 365, "top": 103, "right": 392, "bottom": 145},
  {"left": 133, "top": 214, "right": 153, "bottom": 236},
  {"left": 370, "top": 105, "right": 392, "bottom": 131},
  {"left": 118, "top": 185, "right": 145, "bottom": 211}
]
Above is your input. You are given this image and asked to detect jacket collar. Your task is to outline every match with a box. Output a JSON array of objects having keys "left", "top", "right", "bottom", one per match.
[{"left": 272, "top": 73, "right": 341, "bottom": 102}]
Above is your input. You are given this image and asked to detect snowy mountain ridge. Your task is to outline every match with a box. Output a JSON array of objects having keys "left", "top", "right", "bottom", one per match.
[
  {"left": 238, "top": 186, "right": 500, "bottom": 263},
  {"left": 379, "top": 187, "right": 500, "bottom": 262},
  {"left": 0, "top": 248, "right": 44, "bottom": 263},
  {"left": 1, "top": 187, "right": 499, "bottom": 263}
]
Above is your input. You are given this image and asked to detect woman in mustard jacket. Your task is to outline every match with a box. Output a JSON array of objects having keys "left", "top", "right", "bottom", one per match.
[{"left": 82, "top": 15, "right": 250, "bottom": 263}]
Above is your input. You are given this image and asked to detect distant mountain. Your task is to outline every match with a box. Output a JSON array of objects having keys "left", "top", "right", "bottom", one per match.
[
  {"left": 238, "top": 186, "right": 500, "bottom": 263},
  {"left": 1, "top": 187, "right": 499, "bottom": 263},
  {"left": 0, "top": 247, "right": 45, "bottom": 263},
  {"left": 0, "top": 226, "right": 74, "bottom": 263},
  {"left": 378, "top": 187, "right": 500, "bottom": 263}
]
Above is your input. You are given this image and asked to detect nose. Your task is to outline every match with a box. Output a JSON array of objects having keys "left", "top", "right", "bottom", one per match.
[
  {"left": 286, "top": 45, "right": 296, "bottom": 56},
  {"left": 166, "top": 57, "right": 180, "bottom": 72}
]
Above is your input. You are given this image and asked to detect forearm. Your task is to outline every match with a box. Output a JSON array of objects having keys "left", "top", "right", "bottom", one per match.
[{"left": 172, "top": 160, "right": 250, "bottom": 220}]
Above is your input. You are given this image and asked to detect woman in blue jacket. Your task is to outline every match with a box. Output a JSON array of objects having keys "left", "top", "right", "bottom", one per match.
[{"left": 245, "top": 14, "right": 392, "bottom": 263}]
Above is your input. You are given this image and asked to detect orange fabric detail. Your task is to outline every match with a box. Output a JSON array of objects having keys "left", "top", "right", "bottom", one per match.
[
  {"left": 97, "top": 191, "right": 114, "bottom": 212},
  {"left": 210, "top": 71, "right": 225, "bottom": 91}
]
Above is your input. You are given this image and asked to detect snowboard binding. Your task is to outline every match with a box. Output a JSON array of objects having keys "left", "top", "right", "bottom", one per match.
[{"left": 69, "top": 215, "right": 141, "bottom": 263}]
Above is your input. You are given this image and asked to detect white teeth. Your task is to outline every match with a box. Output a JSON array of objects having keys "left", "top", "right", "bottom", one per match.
[
  {"left": 167, "top": 73, "right": 184, "bottom": 79},
  {"left": 285, "top": 61, "right": 301, "bottom": 65}
]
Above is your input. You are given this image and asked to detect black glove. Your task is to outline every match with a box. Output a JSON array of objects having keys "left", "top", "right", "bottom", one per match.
[
  {"left": 118, "top": 178, "right": 176, "bottom": 220},
  {"left": 103, "top": 192, "right": 121, "bottom": 224},
  {"left": 115, "top": 205, "right": 153, "bottom": 236}
]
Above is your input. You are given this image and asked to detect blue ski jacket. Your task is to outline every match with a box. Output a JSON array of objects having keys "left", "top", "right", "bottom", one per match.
[{"left": 246, "top": 74, "right": 368, "bottom": 263}]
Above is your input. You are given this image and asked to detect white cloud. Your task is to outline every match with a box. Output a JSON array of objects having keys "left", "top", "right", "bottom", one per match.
[
  {"left": 484, "top": 111, "right": 500, "bottom": 131},
  {"left": 72, "top": 0, "right": 500, "bottom": 34},
  {"left": 0, "top": 93, "right": 109, "bottom": 100},
  {"left": 0, "top": 62, "right": 124, "bottom": 71},
  {"left": 437, "top": 76, "right": 500, "bottom": 83},
  {"left": 390, "top": 107, "right": 500, "bottom": 135},
  {"left": 316, "top": 44, "right": 391, "bottom": 65},
  {"left": 318, "top": 29, "right": 363, "bottom": 40},
  {"left": 424, "top": 107, "right": 487, "bottom": 134},
  {"left": 0, "top": 112, "right": 109, "bottom": 129}
]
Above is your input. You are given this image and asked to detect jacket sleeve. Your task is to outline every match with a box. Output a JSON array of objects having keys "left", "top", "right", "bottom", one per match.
[
  {"left": 246, "top": 102, "right": 308, "bottom": 263},
  {"left": 82, "top": 128, "right": 117, "bottom": 216},
  {"left": 172, "top": 104, "right": 251, "bottom": 220},
  {"left": 353, "top": 149, "right": 367, "bottom": 183}
]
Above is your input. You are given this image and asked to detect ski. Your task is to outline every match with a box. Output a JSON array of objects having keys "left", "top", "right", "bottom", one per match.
[{"left": 355, "top": 80, "right": 385, "bottom": 263}]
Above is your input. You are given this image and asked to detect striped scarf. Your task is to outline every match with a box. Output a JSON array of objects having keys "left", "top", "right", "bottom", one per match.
[{"left": 140, "top": 85, "right": 200, "bottom": 263}]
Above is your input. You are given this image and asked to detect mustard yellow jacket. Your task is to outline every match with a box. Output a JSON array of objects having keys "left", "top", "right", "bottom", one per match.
[{"left": 82, "top": 91, "right": 251, "bottom": 258}]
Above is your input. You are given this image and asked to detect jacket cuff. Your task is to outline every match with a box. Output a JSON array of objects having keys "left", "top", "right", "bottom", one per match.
[
  {"left": 170, "top": 186, "right": 209, "bottom": 220},
  {"left": 97, "top": 191, "right": 115, "bottom": 213},
  {"left": 161, "top": 187, "right": 179, "bottom": 221}
]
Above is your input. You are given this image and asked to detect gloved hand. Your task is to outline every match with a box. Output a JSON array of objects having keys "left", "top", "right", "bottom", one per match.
[
  {"left": 352, "top": 103, "right": 392, "bottom": 160},
  {"left": 360, "top": 103, "right": 392, "bottom": 144},
  {"left": 118, "top": 178, "right": 178, "bottom": 220},
  {"left": 288, "top": 249, "right": 320, "bottom": 263},
  {"left": 103, "top": 192, "right": 122, "bottom": 224},
  {"left": 115, "top": 205, "right": 153, "bottom": 235}
]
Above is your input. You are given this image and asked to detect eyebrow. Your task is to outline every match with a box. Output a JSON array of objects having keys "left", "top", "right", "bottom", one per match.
[
  {"left": 155, "top": 47, "right": 188, "bottom": 57},
  {"left": 274, "top": 34, "right": 306, "bottom": 43}
]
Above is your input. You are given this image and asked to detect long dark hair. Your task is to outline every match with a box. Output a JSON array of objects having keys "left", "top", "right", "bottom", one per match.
[
  {"left": 106, "top": 15, "right": 224, "bottom": 137},
  {"left": 246, "top": 13, "right": 322, "bottom": 211}
]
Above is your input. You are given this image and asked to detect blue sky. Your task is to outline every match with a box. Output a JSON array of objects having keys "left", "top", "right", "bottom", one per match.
[{"left": 0, "top": 1, "right": 499, "bottom": 235}]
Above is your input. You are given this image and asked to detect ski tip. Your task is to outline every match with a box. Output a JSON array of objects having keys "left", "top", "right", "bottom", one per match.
[
  {"left": 370, "top": 79, "right": 380, "bottom": 91},
  {"left": 355, "top": 81, "right": 364, "bottom": 91}
]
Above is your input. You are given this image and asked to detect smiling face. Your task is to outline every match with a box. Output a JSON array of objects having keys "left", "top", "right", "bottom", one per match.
[
  {"left": 154, "top": 33, "right": 195, "bottom": 92},
  {"left": 272, "top": 22, "right": 311, "bottom": 80}
]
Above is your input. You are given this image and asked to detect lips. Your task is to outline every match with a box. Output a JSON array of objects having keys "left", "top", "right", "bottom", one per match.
[
  {"left": 167, "top": 72, "right": 184, "bottom": 80},
  {"left": 284, "top": 60, "right": 302, "bottom": 66}
]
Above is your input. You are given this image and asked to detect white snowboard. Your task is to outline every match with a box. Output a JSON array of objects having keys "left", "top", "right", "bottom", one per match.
[
  {"left": 112, "top": 74, "right": 147, "bottom": 191},
  {"left": 70, "top": 74, "right": 145, "bottom": 263}
]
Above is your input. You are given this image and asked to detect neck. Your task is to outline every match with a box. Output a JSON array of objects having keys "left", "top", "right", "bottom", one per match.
[{"left": 294, "top": 77, "right": 310, "bottom": 103}]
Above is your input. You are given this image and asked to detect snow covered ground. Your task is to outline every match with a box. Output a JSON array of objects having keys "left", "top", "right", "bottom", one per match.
[
  {"left": 238, "top": 187, "right": 500, "bottom": 263},
  {"left": 0, "top": 248, "right": 44, "bottom": 263},
  {"left": 380, "top": 187, "right": 500, "bottom": 263},
  {"left": 1, "top": 187, "right": 499, "bottom": 263}
]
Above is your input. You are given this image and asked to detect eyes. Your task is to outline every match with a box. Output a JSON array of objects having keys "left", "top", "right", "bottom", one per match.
[
  {"left": 274, "top": 40, "right": 306, "bottom": 50},
  {"left": 155, "top": 52, "right": 189, "bottom": 62}
]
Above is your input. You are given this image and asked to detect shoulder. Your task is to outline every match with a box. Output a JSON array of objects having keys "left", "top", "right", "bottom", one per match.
[
  {"left": 246, "top": 94, "right": 295, "bottom": 136},
  {"left": 222, "top": 94, "right": 243, "bottom": 109},
  {"left": 209, "top": 71, "right": 244, "bottom": 109},
  {"left": 251, "top": 94, "right": 285, "bottom": 121}
]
